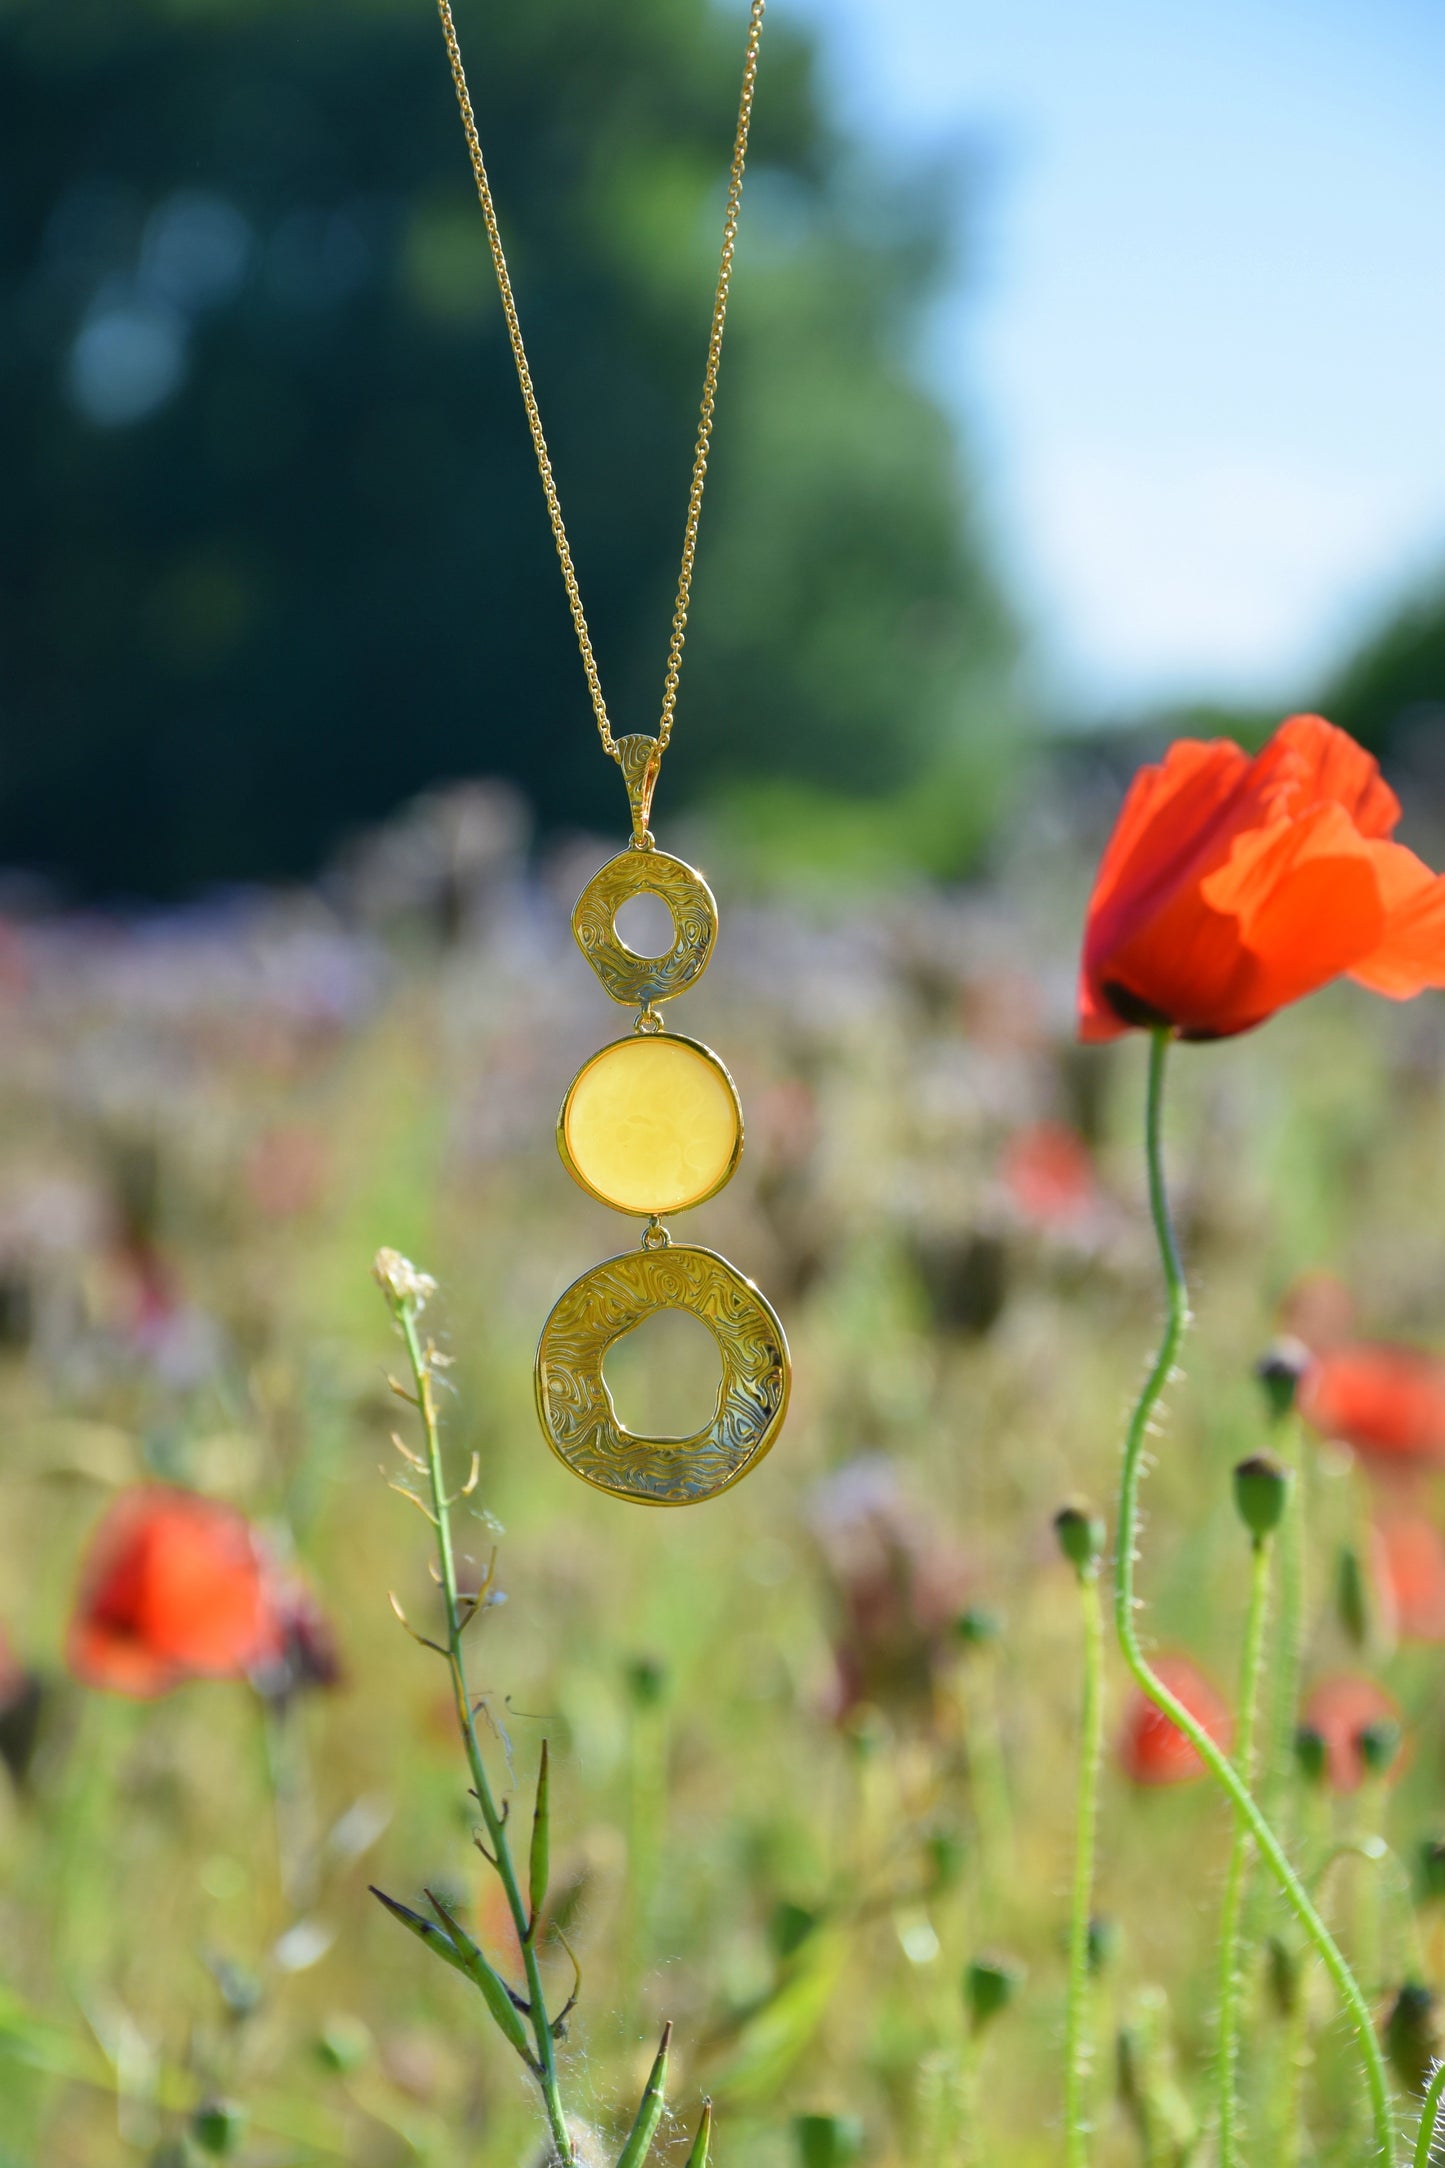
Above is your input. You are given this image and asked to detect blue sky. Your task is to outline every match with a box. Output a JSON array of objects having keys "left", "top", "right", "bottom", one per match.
[{"left": 788, "top": 0, "right": 1445, "bottom": 717}]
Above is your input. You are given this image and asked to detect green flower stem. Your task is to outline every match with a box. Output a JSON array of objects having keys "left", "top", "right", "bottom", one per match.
[
  {"left": 1266, "top": 1412, "right": 1306, "bottom": 1816},
  {"left": 392, "top": 1293, "right": 575, "bottom": 2168},
  {"left": 1064, "top": 1561, "right": 1105, "bottom": 2168},
  {"left": 1413, "top": 2060, "right": 1445, "bottom": 2167},
  {"left": 1116, "top": 1028, "right": 1395, "bottom": 2164},
  {"left": 1217, "top": 1529, "right": 1273, "bottom": 2168}
]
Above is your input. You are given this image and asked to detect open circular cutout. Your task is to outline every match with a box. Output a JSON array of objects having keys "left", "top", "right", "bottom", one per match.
[{"left": 613, "top": 889, "right": 677, "bottom": 960}]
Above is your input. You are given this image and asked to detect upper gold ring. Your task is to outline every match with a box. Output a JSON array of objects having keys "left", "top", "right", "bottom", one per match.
[{"left": 572, "top": 848, "right": 717, "bottom": 1006}]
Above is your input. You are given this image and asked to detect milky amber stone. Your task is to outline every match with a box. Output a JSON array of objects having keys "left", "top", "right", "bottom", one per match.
[{"left": 559, "top": 1034, "right": 742, "bottom": 1216}]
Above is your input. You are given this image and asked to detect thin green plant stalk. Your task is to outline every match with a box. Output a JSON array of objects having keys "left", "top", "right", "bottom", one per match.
[
  {"left": 1116, "top": 1028, "right": 1395, "bottom": 2164},
  {"left": 1266, "top": 1411, "right": 1307, "bottom": 1816},
  {"left": 1414, "top": 2060, "right": 1445, "bottom": 2167},
  {"left": 1217, "top": 1526, "right": 1274, "bottom": 2168},
  {"left": 378, "top": 1258, "right": 575, "bottom": 2168},
  {"left": 1063, "top": 1560, "right": 1105, "bottom": 2167}
]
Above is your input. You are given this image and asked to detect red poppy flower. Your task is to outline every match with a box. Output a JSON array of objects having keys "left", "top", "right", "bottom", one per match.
[
  {"left": 1300, "top": 1675, "right": 1403, "bottom": 1793},
  {"left": 1371, "top": 1516, "right": 1445, "bottom": 1643},
  {"left": 1001, "top": 1122, "right": 1096, "bottom": 1230},
  {"left": 68, "top": 1488, "right": 285, "bottom": 1698},
  {"left": 1118, "top": 1655, "right": 1232, "bottom": 1786},
  {"left": 1079, "top": 714, "right": 1445, "bottom": 1042},
  {"left": 1298, "top": 1343, "right": 1445, "bottom": 1471}
]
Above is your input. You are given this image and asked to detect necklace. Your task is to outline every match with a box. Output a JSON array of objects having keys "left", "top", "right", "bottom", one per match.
[{"left": 433, "top": 0, "right": 789, "bottom": 1505}]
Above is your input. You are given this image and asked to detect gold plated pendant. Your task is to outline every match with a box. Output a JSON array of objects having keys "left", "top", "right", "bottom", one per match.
[
  {"left": 536, "top": 737, "right": 790, "bottom": 1505},
  {"left": 571, "top": 848, "right": 717, "bottom": 1008},
  {"left": 535, "top": 1242, "right": 789, "bottom": 1505}
]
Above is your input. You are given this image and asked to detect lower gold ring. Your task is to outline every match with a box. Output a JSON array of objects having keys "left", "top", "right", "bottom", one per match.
[{"left": 535, "top": 1245, "right": 790, "bottom": 1506}]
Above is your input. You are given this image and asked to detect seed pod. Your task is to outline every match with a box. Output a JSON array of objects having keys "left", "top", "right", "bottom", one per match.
[
  {"left": 794, "top": 2112, "right": 863, "bottom": 2167},
  {"left": 1337, "top": 1543, "right": 1371, "bottom": 1648},
  {"left": 684, "top": 2100, "right": 714, "bottom": 2168},
  {"left": 423, "top": 1888, "right": 534, "bottom": 2063},
  {"left": 370, "top": 1886, "right": 472, "bottom": 1981},
  {"left": 965, "top": 1956, "right": 1022, "bottom": 2033},
  {"left": 529, "top": 1741, "right": 551, "bottom": 1934},
  {"left": 615, "top": 2022, "right": 672, "bottom": 2168},
  {"left": 1255, "top": 1340, "right": 1308, "bottom": 1423},
  {"left": 192, "top": 2101, "right": 245, "bottom": 2156},
  {"left": 1358, "top": 1718, "right": 1402, "bottom": 1778},
  {"left": 953, "top": 1605, "right": 1002, "bottom": 1650},
  {"left": 1420, "top": 1838, "right": 1445, "bottom": 1902},
  {"left": 1294, "top": 1727, "right": 1327, "bottom": 1785},
  {"left": 1232, "top": 1455, "right": 1289, "bottom": 1541},
  {"left": 1054, "top": 1502, "right": 1106, "bottom": 1576}
]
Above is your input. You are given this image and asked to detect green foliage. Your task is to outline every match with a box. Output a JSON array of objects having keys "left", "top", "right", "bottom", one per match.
[
  {"left": 0, "top": 0, "right": 1017, "bottom": 894},
  {"left": 1322, "top": 579, "right": 1445, "bottom": 756}
]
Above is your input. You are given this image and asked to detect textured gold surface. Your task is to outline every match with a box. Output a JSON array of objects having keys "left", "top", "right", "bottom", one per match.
[
  {"left": 615, "top": 735, "right": 662, "bottom": 846},
  {"left": 535, "top": 1244, "right": 789, "bottom": 1504},
  {"left": 559, "top": 1035, "right": 742, "bottom": 1217},
  {"left": 572, "top": 849, "right": 717, "bottom": 1007}
]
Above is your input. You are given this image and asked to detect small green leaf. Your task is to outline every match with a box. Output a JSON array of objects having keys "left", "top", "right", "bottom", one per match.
[
  {"left": 615, "top": 2021, "right": 671, "bottom": 2168},
  {"left": 529, "top": 1741, "right": 551, "bottom": 1935}
]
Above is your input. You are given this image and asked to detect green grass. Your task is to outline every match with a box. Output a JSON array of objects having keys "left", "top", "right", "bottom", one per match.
[{"left": 1, "top": 874, "right": 1443, "bottom": 2165}]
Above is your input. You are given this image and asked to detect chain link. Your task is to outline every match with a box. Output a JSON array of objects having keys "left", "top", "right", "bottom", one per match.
[{"left": 433, "top": 0, "right": 766, "bottom": 775}]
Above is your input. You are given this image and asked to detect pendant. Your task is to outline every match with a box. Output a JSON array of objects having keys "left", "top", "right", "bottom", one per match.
[{"left": 535, "top": 736, "right": 790, "bottom": 1504}]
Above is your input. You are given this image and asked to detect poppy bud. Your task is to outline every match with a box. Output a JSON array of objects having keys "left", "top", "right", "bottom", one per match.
[
  {"left": 1384, "top": 1980, "right": 1439, "bottom": 2095},
  {"left": 193, "top": 2101, "right": 246, "bottom": 2156},
  {"left": 794, "top": 2114, "right": 863, "bottom": 2168},
  {"left": 1358, "top": 1718, "right": 1403, "bottom": 1779},
  {"left": 1232, "top": 1455, "right": 1289, "bottom": 1541},
  {"left": 1294, "top": 1727, "right": 1327, "bottom": 1785},
  {"left": 1087, "top": 1916, "right": 1118, "bottom": 1976},
  {"left": 625, "top": 1655, "right": 668, "bottom": 1708},
  {"left": 1336, "top": 1544, "right": 1371, "bottom": 1648},
  {"left": 1266, "top": 1935, "right": 1301, "bottom": 2018},
  {"left": 925, "top": 1825, "right": 967, "bottom": 1892},
  {"left": 1420, "top": 1839, "right": 1445, "bottom": 1903},
  {"left": 1054, "top": 1503, "right": 1106, "bottom": 1577},
  {"left": 953, "top": 1604, "right": 1002, "bottom": 1649},
  {"left": 965, "top": 1956, "right": 1022, "bottom": 2033},
  {"left": 1255, "top": 1339, "right": 1309, "bottom": 1423},
  {"left": 769, "top": 1901, "right": 818, "bottom": 1960},
  {"left": 315, "top": 2015, "right": 370, "bottom": 2073}
]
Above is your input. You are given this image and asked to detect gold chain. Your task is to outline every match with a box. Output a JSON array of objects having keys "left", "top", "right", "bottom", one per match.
[{"left": 433, "top": 0, "right": 765, "bottom": 773}]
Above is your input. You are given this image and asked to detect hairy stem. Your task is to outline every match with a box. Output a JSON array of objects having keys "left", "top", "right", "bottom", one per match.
[
  {"left": 1064, "top": 1563, "right": 1105, "bottom": 2167},
  {"left": 1217, "top": 1531, "right": 1272, "bottom": 2167},
  {"left": 1115, "top": 1027, "right": 1394, "bottom": 2164},
  {"left": 394, "top": 1297, "right": 574, "bottom": 2166},
  {"left": 1414, "top": 2060, "right": 1445, "bottom": 2168}
]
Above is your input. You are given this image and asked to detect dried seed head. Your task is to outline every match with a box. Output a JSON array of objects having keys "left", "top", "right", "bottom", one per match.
[{"left": 372, "top": 1249, "right": 438, "bottom": 1310}]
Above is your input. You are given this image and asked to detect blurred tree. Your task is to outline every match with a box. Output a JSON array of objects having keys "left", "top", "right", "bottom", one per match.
[
  {"left": 0, "top": 0, "right": 1017, "bottom": 896},
  {"left": 1321, "top": 581, "right": 1445, "bottom": 766}
]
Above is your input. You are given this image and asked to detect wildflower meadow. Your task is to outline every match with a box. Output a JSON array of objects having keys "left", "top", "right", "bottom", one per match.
[{"left": 4, "top": 719, "right": 1445, "bottom": 2164}]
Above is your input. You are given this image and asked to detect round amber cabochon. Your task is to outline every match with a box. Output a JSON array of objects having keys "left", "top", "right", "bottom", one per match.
[{"left": 558, "top": 1034, "right": 742, "bottom": 1216}]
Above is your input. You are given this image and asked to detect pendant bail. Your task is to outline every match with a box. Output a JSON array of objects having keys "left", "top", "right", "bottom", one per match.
[{"left": 616, "top": 734, "right": 662, "bottom": 849}]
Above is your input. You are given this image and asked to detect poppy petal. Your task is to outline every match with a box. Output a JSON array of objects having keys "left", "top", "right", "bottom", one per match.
[
  {"left": 1349, "top": 845, "right": 1445, "bottom": 997},
  {"left": 1257, "top": 713, "right": 1401, "bottom": 838}
]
